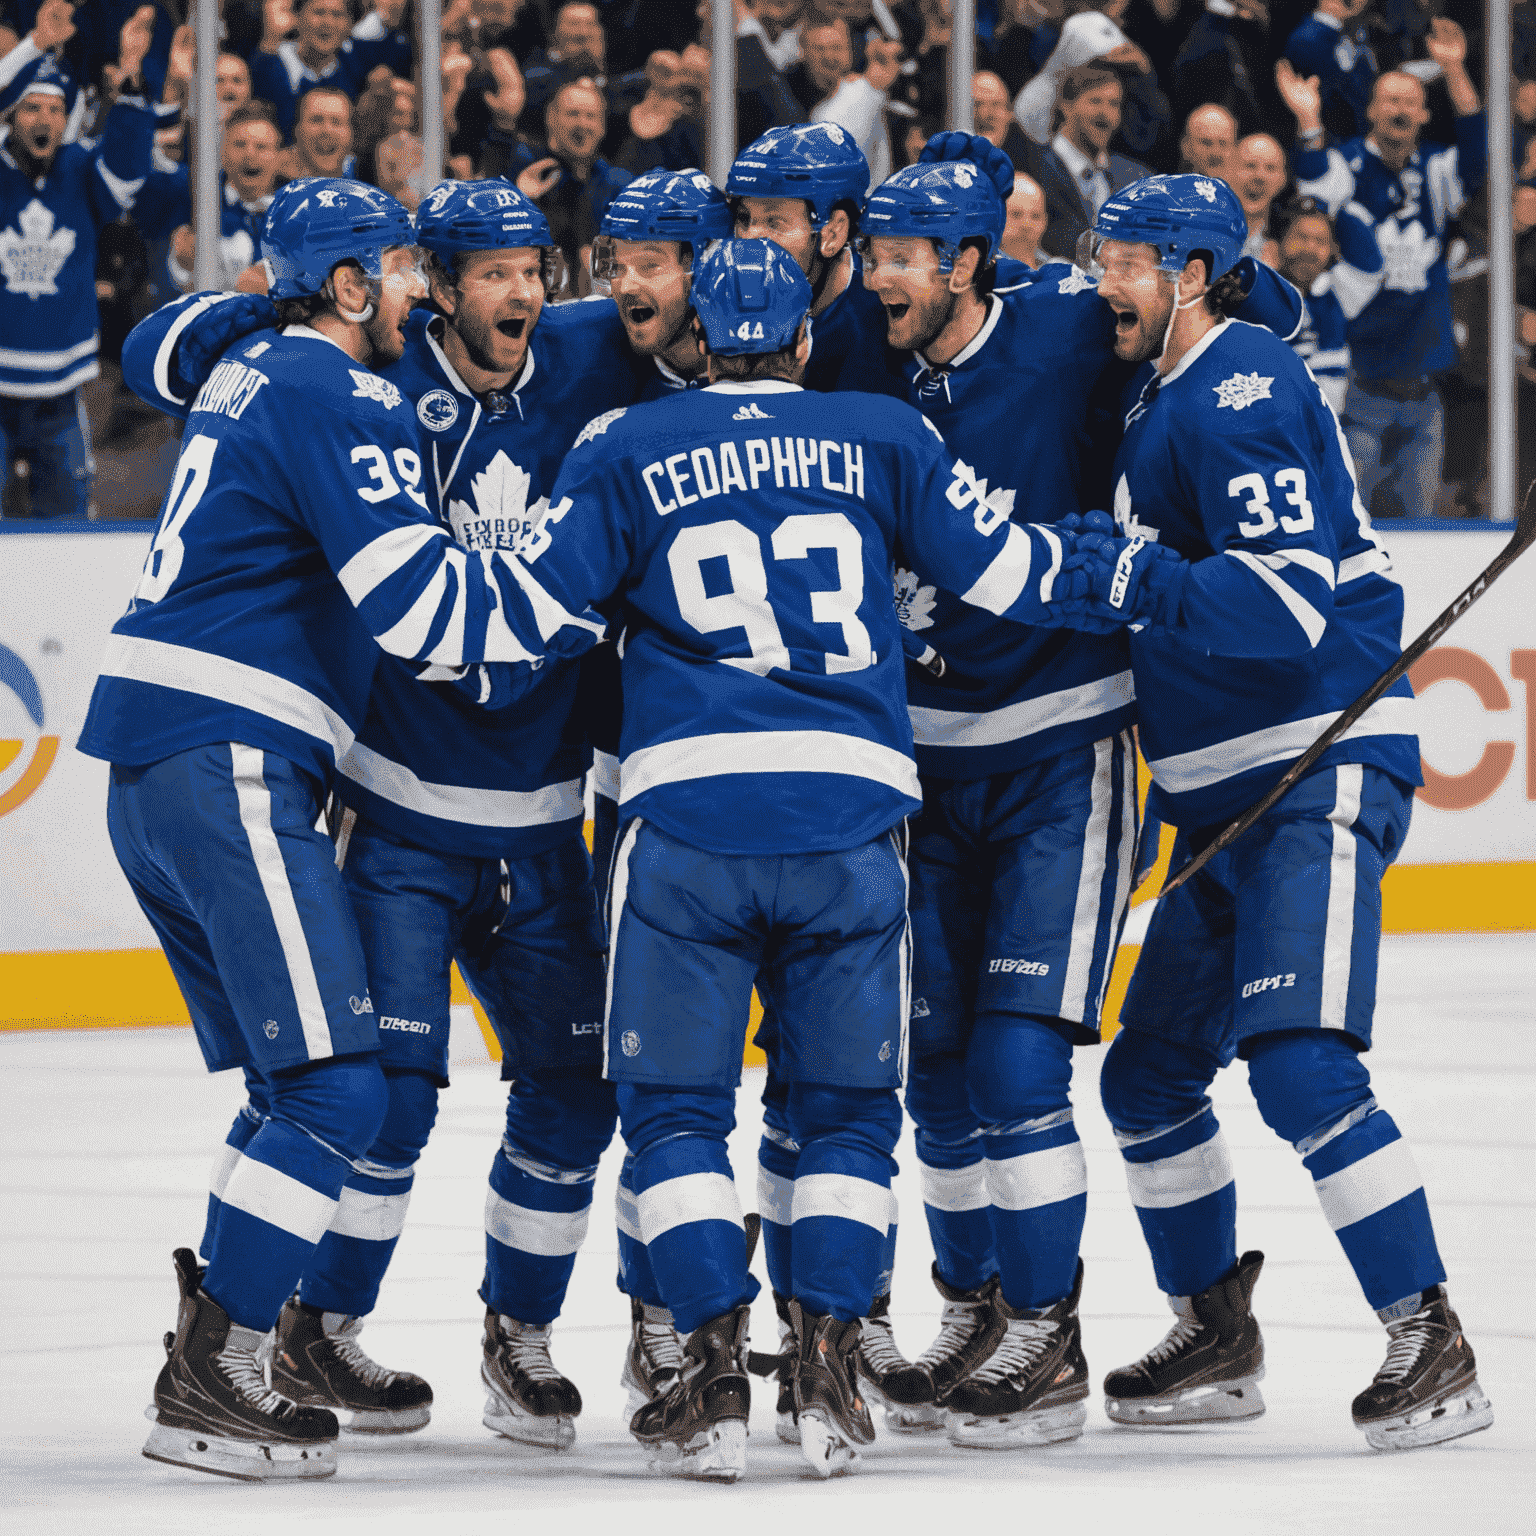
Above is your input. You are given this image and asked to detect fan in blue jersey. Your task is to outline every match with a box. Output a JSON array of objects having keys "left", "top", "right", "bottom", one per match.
[
  {"left": 80, "top": 178, "right": 568, "bottom": 1484},
  {"left": 1060, "top": 173, "right": 1492, "bottom": 1453},
  {"left": 0, "top": 7, "right": 167, "bottom": 517},
  {"left": 839, "top": 139, "right": 1314, "bottom": 1451},
  {"left": 480, "top": 237, "right": 1093, "bottom": 1482}
]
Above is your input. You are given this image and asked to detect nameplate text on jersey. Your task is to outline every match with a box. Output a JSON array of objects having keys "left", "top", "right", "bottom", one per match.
[
  {"left": 192, "top": 360, "right": 270, "bottom": 421},
  {"left": 641, "top": 436, "right": 866, "bottom": 517}
]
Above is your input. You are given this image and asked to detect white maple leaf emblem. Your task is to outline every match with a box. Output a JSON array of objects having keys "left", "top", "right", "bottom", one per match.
[
  {"left": 1057, "top": 266, "right": 1096, "bottom": 295},
  {"left": 894, "top": 568, "right": 937, "bottom": 631},
  {"left": 448, "top": 449, "right": 548, "bottom": 552},
  {"left": 0, "top": 199, "right": 77, "bottom": 299},
  {"left": 1194, "top": 179, "right": 1218, "bottom": 203},
  {"left": 1213, "top": 372, "right": 1274, "bottom": 411},
  {"left": 1376, "top": 218, "right": 1438, "bottom": 295},
  {"left": 350, "top": 370, "right": 402, "bottom": 410},
  {"left": 575, "top": 407, "right": 626, "bottom": 447}
]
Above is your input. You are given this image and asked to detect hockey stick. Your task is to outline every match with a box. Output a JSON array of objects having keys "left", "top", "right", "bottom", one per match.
[{"left": 1161, "top": 481, "right": 1536, "bottom": 895}]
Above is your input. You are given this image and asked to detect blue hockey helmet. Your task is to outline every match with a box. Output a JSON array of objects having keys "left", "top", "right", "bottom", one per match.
[
  {"left": 691, "top": 238, "right": 812, "bottom": 355},
  {"left": 600, "top": 168, "right": 733, "bottom": 245},
  {"left": 726, "top": 123, "right": 869, "bottom": 229},
  {"left": 262, "top": 178, "right": 417, "bottom": 300},
  {"left": 1086, "top": 173, "right": 1248, "bottom": 283},
  {"left": 859, "top": 161, "right": 1005, "bottom": 274},
  {"left": 415, "top": 178, "right": 553, "bottom": 258}
]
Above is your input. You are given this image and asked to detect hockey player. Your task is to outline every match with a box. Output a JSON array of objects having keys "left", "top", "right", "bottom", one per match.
[
  {"left": 83, "top": 178, "right": 555, "bottom": 1482},
  {"left": 850, "top": 137, "right": 1306, "bottom": 1450},
  {"left": 0, "top": 3, "right": 164, "bottom": 517},
  {"left": 480, "top": 237, "right": 1095, "bottom": 1481},
  {"left": 1065, "top": 173, "right": 1493, "bottom": 1452}
]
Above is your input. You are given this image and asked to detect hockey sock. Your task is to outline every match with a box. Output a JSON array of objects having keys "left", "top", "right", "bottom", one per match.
[
  {"left": 299, "top": 1068, "right": 438, "bottom": 1316},
  {"left": 1247, "top": 1033, "right": 1447, "bottom": 1312},
  {"left": 756, "top": 1132, "right": 799, "bottom": 1299},
  {"left": 615, "top": 1153, "right": 664, "bottom": 1307},
  {"left": 203, "top": 1053, "right": 388, "bottom": 1331},
  {"left": 200, "top": 1069, "right": 270, "bottom": 1261},
  {"left": 909, "top": 1049, "right": 995, "bottom": 1291},
  {"left": 482, "top": 1070, "right": 614, "bottom": 1326},
  {"left": 619, "top": 1083, "right": 758, "bottom": 1336},
  {"left": 970, "top": 1016, "right": 1086, "bottom": 1311},
  {"left": 787, "top": 1084, "right": 902, "bottom": 1322}
]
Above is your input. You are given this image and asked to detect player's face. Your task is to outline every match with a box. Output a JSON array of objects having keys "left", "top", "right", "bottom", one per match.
[
  {"left": 221, "top": 121, "right": 281, "bottom": 202},
  {"left": 12, "top": 95, "right": 67, "bottom": 166},
  {"left": 733, "top": 197, "right": 818, "bottom": 275},
  {"left": 607, "top": 240, "right": 694, "bottom": 356},
  {"left": 366, "top": 246, "right": 429, "bottom": 364},
  {"left": 1277, "top": 214, "right": 1333, "bottom": 291},
  {"left": 446, "top": 246, "right": 547, "bottom": 376},
  {"left": 1094, "top": 240, "right": 1175, "bottom": 363},
  {"left": 863, "top": 236, "right": 956, "bottom": 352}
]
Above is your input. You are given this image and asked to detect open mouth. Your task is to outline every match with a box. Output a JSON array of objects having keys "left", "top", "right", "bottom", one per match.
[
  {"left": 883, "top": 302, "right": 911, "bottom": 325},
  {"left": 621, "top": 301, "right": 657, "bottom": 326},
  {"left": 1113, "top": 307, "right": 1139, "bottom": 335},
  {"left": 497, "top": 317, "right": 527, "bottom": 339}
]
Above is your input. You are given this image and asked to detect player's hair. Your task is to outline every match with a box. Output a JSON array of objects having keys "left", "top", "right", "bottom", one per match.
[
  {"left": 1188, "top": 251, "right": 1247, "bottom": 316},
  {"left": 224, "top": 101, "right": 279, "bottom": 135},
  {"left": 959, "top": 236, "right": 998, "bottom": 298},
  {"left": 272, "top": 258, "right": 364, "bottom": 327},
  {"left": 702, "top": 320, "right": 805, "bottom": 382}
]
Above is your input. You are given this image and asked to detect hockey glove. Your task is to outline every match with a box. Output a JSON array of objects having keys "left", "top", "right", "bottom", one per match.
[
  {"left": 173, "top": 293, "right": 279, "bottom": 401},
  {"left": 919, "top": 131, "right": 1015, "bottom": 200},
  {"left": 1077, "top": 534, "right": 1187, "bottom": 628}
]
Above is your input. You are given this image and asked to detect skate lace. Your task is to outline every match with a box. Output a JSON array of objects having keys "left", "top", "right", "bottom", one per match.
[
  {"left": 917, "top": 1299, "right": 985, "bottom": 1369},
  {"left": 329, "top": 1318, "right": 399, "bottom": 1389},
  {"left": 859, "top": 1316, "right": 908, "bottom": 1374},
  {"left": 220, "top": 1339, "right": 294, "bottom": 1418},
  {"left": 1143, "top": 1313, "right": 1204, "bottom": 1367},
  {"left": 503, "top": 1322, "right": 564, "bottom": 1383},
  {"left": 966, "top": 1317, "right": 1058, "bottom": 1387},
  {"left": 640, "top": 1318, "right": 685, "bottom": 1378},
  {"left": 1376, "top": 1314, "right": 1435, "bottom": 1385}
]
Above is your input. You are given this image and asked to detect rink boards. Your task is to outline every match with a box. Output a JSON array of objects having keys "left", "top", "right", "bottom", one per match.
[{"left": 1, "top": 523, "right": 1532, "bottom": 1042}]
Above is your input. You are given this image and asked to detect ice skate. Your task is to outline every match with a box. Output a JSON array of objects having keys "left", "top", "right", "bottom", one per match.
[
  {"left": 1352, "top": 1286, "right": 1493, "bottom": 1451},
  {"left": 791, "top": 1302, "right": 875, "bottom": 1478},
  {"left": 945, "top": 1260, "right": 1089, "bottom": 1448},
  {"left": 857, "top": 1292, "right": 941, "bottom": 1434},
  {"left": 481, "top": 1307, "right": 582, "bottom": 1450},
  {"left": 621, "top": 1297, "right": 686, "bottom": 1420},
  {"left": 746, "top": 1290, "right": 801, "bottom": 1443},
  {"left": 1104, "top": 1250, "right": 1266, "bottom": 1426},
  {"left": 272, "top": 1296, "right": 432, "bottom": 1434},
  {"left": 141, "top": 1248, "right": 338, "bottom": 1481},
  {"left": 898, "top": 1265, "right": 1005, "bottom": 1432},
  {"left": 630, "top": 1305, "right": 751, "bottom": 1482}
]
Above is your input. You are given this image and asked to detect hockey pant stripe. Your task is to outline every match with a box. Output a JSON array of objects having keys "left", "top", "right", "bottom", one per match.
[
  {"left": 301, "top": 1167, "right": 416, "bottom": 1317},
  {"left": 638, "top": 1171, "right": 744, "bottom": 1242},
  {"left": 919, "top": 1157, "right": 989, "bottom": 1213},
  {"left": 984, "top": 1118, "right": 1088, "bottom": 1311}
]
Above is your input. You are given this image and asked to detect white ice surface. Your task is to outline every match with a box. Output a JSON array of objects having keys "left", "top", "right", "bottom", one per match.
[{"left": 3, "top": 933, "right": 1532, "bottom": 1535}]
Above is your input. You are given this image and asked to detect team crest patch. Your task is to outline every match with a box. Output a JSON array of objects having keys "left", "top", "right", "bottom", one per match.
[
  {"left": 418, "top": 388, "right": 459, "bottom": 430},
  {"left": 1213, "top": 372, "right": 1274, "bottom": 411},
  {"left": 1057, "top": 266, "right": 1096, "bottom": 295},
  {"left": 621, "top": 1030, "right": 641, "bottom": 1057},
  {"left": 878, "top": 1040, "right": 892, "bottom": 1062},
  {"left": 894, "top": 568, "right": 936, "bottom": 631},
  {"left": 575, "top": 407, "right": 626, "bottom": 447},
  {"left": 264, "top": 1020, "right": 280, "bottom": 1039},
  {"left": 350, "top": 371, "right": 402, "bottom": 410}
]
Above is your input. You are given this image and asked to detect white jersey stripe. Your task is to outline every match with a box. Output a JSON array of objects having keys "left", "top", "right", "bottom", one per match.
[
  {"left": 614, "top": 1180, "right": 642, "bottom": 1241},
  {"left": 619, "top": 730, "right": 920, "bottom": 805},
  {"left": 909, "top": 671, "right": 1134, "bottom": 751},
  {"left": 790, "top": 1172, "right": 892, "bottom": 1234},
  {"left": 230, "top": 745, "right": 335, "bottom": 1060},
  {"left": 590, "top": 750, "right": 620, "bottom": 802},
  {"left": 208, "top": 1141, "right": 242, "bottom": 1201},
  {"left": 0, "top": 336, "right": 99, "bottom": 370},
  {"left": 372, "top": 550, "right": 455, "bottom": 658},
  {"left": 220, "top": 1152, "right": 338, "bottom": 1244},
  {"left": 638, "top": 1171, "right": 744, "bottom": 1243},
  {"left": 1313, "top": 1136, "right": 1423, "bottom": 1231},
  {"left": 1095, "top": 733, "right": 1139, "bottom": 1022},
  {"left": 1320, "top": 765, "right": 1364, "bottom": 1032},
  {"left": 1059, "top": 736, "right": 1115, "bottom": 1025},
  {"left": 484, "top": 1187, "right": 591, "bottom": 1257},
  {"left": 338, "top": 741, "right": 583, "bottom": 828},
  {"left": 336, "top": 522, "right": 446, "bottom": 605},
  {"left": 1225, "top": 550, "right": 1329, "bottom": 647}
]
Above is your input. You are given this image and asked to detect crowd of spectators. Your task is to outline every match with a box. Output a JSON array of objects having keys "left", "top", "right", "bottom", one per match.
[{"left": 2, "top": 0, "right": 1534, "bottom": 520}]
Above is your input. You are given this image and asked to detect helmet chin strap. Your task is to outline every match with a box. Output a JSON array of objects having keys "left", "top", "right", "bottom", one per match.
[{"left": 1155, "top": 272, "right": 1206, "bottom": 368}]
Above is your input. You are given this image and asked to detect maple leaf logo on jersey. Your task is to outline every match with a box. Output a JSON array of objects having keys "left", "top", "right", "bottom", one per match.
[
  {"left": 448, "top": 449, "right": 548, "bottom": 552},
  {"left": 575, "top": 407, "right": 626, "bottom": 447},
  {"left": 1376, "top": 218, "right": 1438, "bottom": 295},
  {"left": 1213, "top": 372, "right": 1274, "bottom": 411},
  {"left": 1194, "top": 179, "right": 1218, "bottom": 203},
  {"left": 1057, "top": 266, "right": 1096, "bottom": 295},
  {"left": 893, "top": 568, "right": 937, "bottom": 631},
  {"left": 732, "top": 402, "right": 772, "bottom": 421},
  {"left": 0, "top": 199, "right": 77, "bottom": 299},
  {"left": 350, "top": 371, "right": 402, "bottom": 410}
]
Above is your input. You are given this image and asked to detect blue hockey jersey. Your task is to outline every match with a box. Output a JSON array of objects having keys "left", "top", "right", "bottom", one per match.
[
  {"left": 1111, "top": 320, "right": 1419, "bottom": 829},
  {"left": 79, "top": 296, "right": 553, "bottom": 782},
  {"left": 1295, "top": 115, "right": 1487, "bottom": 380},
  {"left": 500, "top": 382, "right": 1082, "bottom": 856},
  {"left": 334, "top": 303, "right": 641, "bottom": 859},
  {"left": 0, "top": 87, "right": 160, "bottom": 397},
  {"left": 1283, "top": 12, "right": 1377, "bottom": 139}
]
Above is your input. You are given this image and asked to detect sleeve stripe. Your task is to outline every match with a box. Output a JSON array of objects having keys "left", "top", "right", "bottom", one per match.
[
  {"left": 337, "top": 522, "right": 448, "bottom": 604},
  {"left": 497, "top": 551, "right": 608, "bottom": 647},
  {"left": 373, "top": 553, "right": 456, "bottom": 658},
  {"left": 960, "top": 521, "right": 1033, "bottom": 615},
  {"left": 153, "top": 293, "right": 225, "bottom": 407},
  {"left": 1225, "top": 549, "right": 1328, "bottom": 646},
  {"left": 1339, "top": 548, "right": 1393, "bottom": 584},
  {"left": 95, "top": 158, "right": 145, "bottom": 210},
  {"left": 1034, "top": 523, "right": 1064, "bottom": 602},
  {"left": 1255, "top": 546, "right": 1336, "bottom": 588},
  {"left": 1311, "top": 347, "right": 1350, "bottom": 371}
]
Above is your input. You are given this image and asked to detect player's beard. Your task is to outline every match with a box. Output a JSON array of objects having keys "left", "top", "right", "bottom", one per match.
[
  {"left": 1114, "top": 286, "right": 1176, "bottom": 364},
  {"left": 455, "top": 303, "right": 534, "bottom": 379},
  {"left": 891, "top": 283, "right": 959, "bottom": 356},
  {"left": 363, "top": 301, "right": 412, "bottom": 365}
]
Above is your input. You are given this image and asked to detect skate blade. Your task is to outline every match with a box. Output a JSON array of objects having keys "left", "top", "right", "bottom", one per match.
[
  {"left": 1360, "top": 1380, "right": 1494, "bottom": 1452},
  {"left": 646, "top": 1419, "right": 748, "bottom": 1482},
  {"left": 1106, "top": 1372, "right": 1266, "bottom": 1426},
  {"left": 142, "top": 1419, "right": 337, "bottom": 1482},
  {"left": 776, "top": 1409, "right": 801, "bottom": 1445},
  {"left": 947, "top": 1398, "right": 1088, "bottom": 1449},
  {"left": 342, "top": 1403, "right": 431, "bottom": 1435},
  {"left": 482, "top": 1393, "right": 577, "bottom": 1451},
  {"left": 883, "top": 1403, "right": 947, "bottom": 1435},
  {"left": 798, "top": 1411, "right": 859, "bottom": 1479}
]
